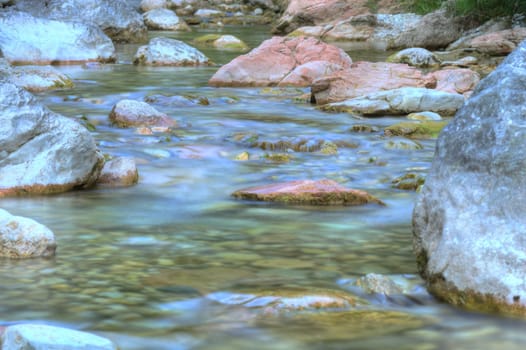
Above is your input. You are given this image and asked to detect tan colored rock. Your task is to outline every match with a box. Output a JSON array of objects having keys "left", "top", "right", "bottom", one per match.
[
  {"left": 311, "top": 61, "right": 436, "bottom": 105},
  {"left": 0, "top": 209, "right": 56, "bottom": 258},
  {"left": 466, "top": 28, "right": 526, "bottom": 55},
  {"left": 209, "top": 36, "right": 352, "bottom": 87},
  {"left": 109, "top": 99, "right": 176, "bottom": 128},
  {"left": 232, "top": 179, "right": 384, "bottom": 206},
  {"left": 97, "top": 157, "right": 139, "bottom": 187}
]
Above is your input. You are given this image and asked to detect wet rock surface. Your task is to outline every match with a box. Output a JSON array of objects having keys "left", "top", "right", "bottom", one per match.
[
  {"left": 232, "top": 179, "right": 385, "bottom": 206},
  {"left": 97, "top": 157, "right": 139, "bottom": 187},
  {"left": 109, "top": 99, "right": 176, "bottom": 128}
]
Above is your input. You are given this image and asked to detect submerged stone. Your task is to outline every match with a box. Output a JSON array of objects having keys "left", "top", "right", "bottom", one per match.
[
  {"left": 384, "top": 121, "right": 449, "bottom": 139},
  {"left": 232, "top": 179, "right": 385, "bottom": 206}
]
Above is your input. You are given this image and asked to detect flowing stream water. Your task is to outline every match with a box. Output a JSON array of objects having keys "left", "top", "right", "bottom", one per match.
[{"left": 1, "top": 26, "right": 526, "bottom": 350}]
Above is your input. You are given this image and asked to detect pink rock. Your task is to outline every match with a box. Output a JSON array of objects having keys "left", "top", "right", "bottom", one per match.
[
  {"left": 311, "top": 61, "right": 436, "bottom": 105},
  {"left": 208, "top": 36, "right": 352, "bottom": 87},
  {"left": 427, "top": 68, "right": 480, "bottom": 97},
  {"left": 468, "top": 28, "right": 526, "bottom": 55},
  {"left": 232, "top": 179, "right": 384, "bottom": 206}
]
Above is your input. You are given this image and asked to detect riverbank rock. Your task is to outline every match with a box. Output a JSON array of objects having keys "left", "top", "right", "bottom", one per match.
[
  {"left": 97, "top": 157, "right": 139, "bottom": 187},
  {"left": 209, "top": 36, "right": 352, "bottom": 87},
  {"left": 0, "top": 11, "right": 115, "bottom": 64},
  {"left": 0, "top": 62, "right": 74, "bottom": 92},
  {"left": 143, "top": 8, "right": 190, "bottom": 31},
  {"left": 194, "top": 34, "right": 249, "bottom": 51},
  {"left": 321, "top": 87, "right": 464, "bottom": 116},
  {"left": 0, "top": 209, "right": 56, "bottom": 258},
  {"left": 1, "top": 324, "right": 117, "bottom": 350},
  {"left": 13, "top": 0, "right": 147, "bottom": 43},
  {"left": 232, "top": 179, "right": 384, "bottom": 206},
  {"left": 133, "top": 37, "right": 211, "bottom": 66},
  {"left": 448, "top": 28, "right": 526, "bottom": 56},
  {"left": 413, "top": 39, "right": 526, "bottom": 315},
  {"left": 387, "top": 48, "right": 440, "bottom": 68},
  {"left": 0, "top": 83, "right": 104, "bottom": 196},
  {"left": 311, "top": 62, "right": 435, "bottom": 105},
  {"left": 392, "top": 9, "right": 463, "bottom": 50},
  {"left": 109, "top": 99, "right": 176, "bottom": 128},
  {"left": 273, "top": 0, "right": 371, "bottom": 34}
]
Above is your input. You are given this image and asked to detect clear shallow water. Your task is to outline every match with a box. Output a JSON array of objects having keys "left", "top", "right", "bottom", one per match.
[{"left": 1, "top": 25, "right": 526, "bottom": 349}]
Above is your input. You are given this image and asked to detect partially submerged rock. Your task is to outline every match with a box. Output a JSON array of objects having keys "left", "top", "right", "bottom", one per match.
[
  {"left": 1, "top": 324, "right": 117, "bottom": 350},
  {"left": 109, "top": 99, "right": 176, "bottom": 128},
  {"left": 413, "top": 39, "right": 526, "bottom": 315},
  {"left": 448, "top": 28, "right": 526, "bottom": 56},
  {"left": 232, "top": 179, "right": 384, "bottom": 206},
  {"left": 353, "top": 273, "right": 404, "bottom": 295},
  {"left": 0, "top": 64, "right": 74, "bottom": 92},
  {"left": 194, "top": 34, "right": 249, "bottom": 51},
  {"left": 134, "top": 37, "right": 211, "bottom": 66},
  {"left": 209, "top": 36, "right": 352, "bottom": 87},
  {"left": 384, "top": 120, "right": 449, "bottom": 139},
  {"left": 0, "top": 209, "right": 56, "bottom": 258},
  {"left": 391, "top": 173, "right": 425, "bottom": 191},
  {"left": 0, "top": 11, "right": 115, "bottom": 64},
  {"left": 321, "top": 87, "right": 464, "bottom": 116},
  {"left": 97, "top": 157, "right": 139, "bottom": 187},
  {"left": 0, "top": 83, "right": 104, "bottom": 196}
]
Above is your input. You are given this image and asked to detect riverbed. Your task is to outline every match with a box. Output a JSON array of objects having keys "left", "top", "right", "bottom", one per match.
[{"left": 1, "top": 25, "right": 525, "bottom": 350}]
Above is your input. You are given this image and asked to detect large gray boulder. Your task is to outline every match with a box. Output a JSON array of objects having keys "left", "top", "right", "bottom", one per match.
[
  {"left": 0, "top": 11, "right": 115, "bottom": 64},
  {"left": 0, "top": 209, "right": 56, "bottom": 258},
  {"left": 0, "top": 60, "right": 74, "bottom": 92},
  {"left": 413, "top": 40, "right": 526, "bottom": 314},
  {"left": 0, "top": 83, "right": 104, "bottom": 196},
  {"left": 14, "top": 0, "right": 147, "bottom": 43},
  {"left": 1, "top": 324, "right": 117, "bottom": 350}
]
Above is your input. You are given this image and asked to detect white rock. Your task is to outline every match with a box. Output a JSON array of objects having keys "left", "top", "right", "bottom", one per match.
[
  {"left": 143, "top": 8, "right": 190, "bottom": 31},
  {"left": 1, "top": 324, "right": 117, "bottom": 350},
  {"left": 133, "top": 37, "right": 210, "bottom": 66}
]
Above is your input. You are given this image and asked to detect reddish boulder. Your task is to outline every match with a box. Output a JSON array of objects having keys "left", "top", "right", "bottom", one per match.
[
  {"left": 231, "top": 179, "right": 384, "bottom": 206},
  {"left": 209, "top": 36, "right": 352, "bottom": 87},
  {"left": 311, "top": 61, "right": 436, "bottom": 105},
  {"left": 426, "top": 68, "right": 480, "bottom": 97}
]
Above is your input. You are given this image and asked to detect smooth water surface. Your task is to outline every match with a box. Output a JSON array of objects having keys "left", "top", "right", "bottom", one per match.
[{"left": 1, "top": 26, "right": 526, "bottom": 350}]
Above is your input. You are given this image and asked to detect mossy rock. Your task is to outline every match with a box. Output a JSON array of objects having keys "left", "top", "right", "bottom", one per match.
[
  {"left": 384, "top": 120, "right": 449, "bottom": 139},
  {"left": 264, "top": 153, "right": 293, "bottom": 162},
  {"left": 391, "top": 173, "right": 425, "bottom": 191}
]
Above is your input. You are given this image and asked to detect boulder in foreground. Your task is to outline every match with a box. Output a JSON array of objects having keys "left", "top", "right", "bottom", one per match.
[
  {"left": 0, "top": 209, "right": 56, "bottom": 258},
  {"left": 232, "top": 179, "right": 384, "bottom": 206},
  {"left": 413, "top": 39, "right": 526, "bottom": 315},
  {"left": 1, "top": 324, "right": 117, "bottom": 350},
  {"left": 0, "top": 83, "right": 104, "bottom": 196}
]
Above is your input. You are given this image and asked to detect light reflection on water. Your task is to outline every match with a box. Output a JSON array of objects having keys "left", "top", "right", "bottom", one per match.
[{"left": 1, "top": 25, "right": 525, "bottom": 350}]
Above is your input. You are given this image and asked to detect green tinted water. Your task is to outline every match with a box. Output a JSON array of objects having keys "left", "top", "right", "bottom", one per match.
[{"left": 1, "top": 26, "right": 525, "bottom": 349}]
